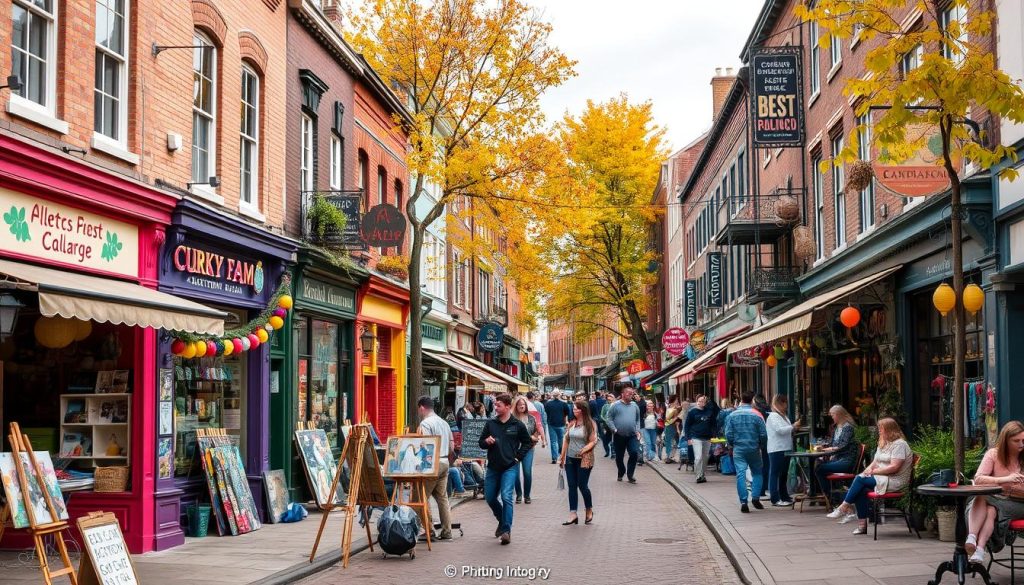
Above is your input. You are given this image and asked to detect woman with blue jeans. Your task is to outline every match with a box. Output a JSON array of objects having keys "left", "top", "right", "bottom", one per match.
[
  {"left": 766, "top": 394, "right": 803, "bottom": 506},
  {"left": 559, "top": 399, "right": 599, "bottom": 525},
  {"left": 814, "top": 405, "right": 859, "bottom": 502},
  {"left": 512, "top": 396, "right": 544, "bottom": 504},
  {"left": 642, "top": 401, "right": 659, "bottom": 461}
]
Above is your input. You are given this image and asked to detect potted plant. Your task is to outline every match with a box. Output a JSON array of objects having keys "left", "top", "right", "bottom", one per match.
[
  {"left": 904, "top": 425, "right": 984, "bottom": 534},
  {"left": 307, "top": 193, "right": 348, "bottom": 245},
  {"left": 376, "top": 254, "right": 409, "bottom": 281}
]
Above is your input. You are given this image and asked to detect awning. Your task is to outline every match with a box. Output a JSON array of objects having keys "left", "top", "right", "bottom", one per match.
[
  {"left": 542, "top": 373, "right": 567, "bottom": 386},
  {"left": 0, "top": 258, "right": 225, "bottom": 335},
  {"left": 424, "top": 350, "right": 504, "bottom": 393},
  {"left": 728, "top": 266, "right": 901, "bottom": 354},
  {"left": 595, "top": 361, "right": 620, "bottom": 378},
  {"left": 451, "top": 351, "right": 530, "bottom": 394},
  {"left": 671, "top": 345, "right": 729, "bottom": 384},
  {"left": 641, "top": 358, "right": 689, "bottom": 387}
]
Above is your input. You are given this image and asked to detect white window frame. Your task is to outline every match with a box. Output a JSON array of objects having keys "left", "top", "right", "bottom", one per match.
[
  {"left": 94, "top": 0, "right": 129, "bottom": 147},
  {"left": 902, "top": 43, "right": 924, "bottom": 76},
  {"left": 191, "top": 31, "right": 218, "bottom": 200},
  {"left": 809, "top": 20, "right": 821, "bottom": 97},
  {"left": 239, "top": 65, "right": 261, "bottom": 215},
  {"left": 9, "top": 0, "right": 65, "bottom": 132},
  {"left": 941, "top": 4, "right": 968, "bottom": 65},
  {"left": 829, "top": 34, "right": 842, "bottom": 73},
  {"left": 452, "top": 248, "right": 466, "bottom": 308},
  {"left": 813, "top": 153, "right": 825, "bottom": 260},
  {"left": 300, "top": 113, "right": 314, "bottom": 193},
  {"left": 832, "top": 135, "right": 846, "bottom": 250},
  {"left": 857, "top": 112, "right": 875, "bottom": 234},
  {"left": 329, "top": 135, "right": 342, "bottom": 190},
  {"left": 478, "top": 268, "right": 491, "bottom": 318}
]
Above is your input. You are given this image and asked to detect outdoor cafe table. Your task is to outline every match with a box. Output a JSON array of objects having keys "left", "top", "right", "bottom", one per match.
[
  {"left": 785, "top": 450, "right": 830, "bottom": 501},
  {"left": 917, "top": 484, "right": 1002, "bottom": 585}
]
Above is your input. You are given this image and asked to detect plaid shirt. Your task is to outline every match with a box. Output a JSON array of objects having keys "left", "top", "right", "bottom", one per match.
[{"left": 724, "top": 405, "right": 767, "bottom": 451}]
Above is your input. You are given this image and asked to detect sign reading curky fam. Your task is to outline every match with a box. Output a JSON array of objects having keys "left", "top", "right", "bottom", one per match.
[{"left": 751, "top": 47, "right": 805, "bottom": 148}]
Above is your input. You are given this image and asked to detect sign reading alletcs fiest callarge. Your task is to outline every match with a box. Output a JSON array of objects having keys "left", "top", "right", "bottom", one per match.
[{"left": 751, "top": 47, "right": 805, "bottom": 148}]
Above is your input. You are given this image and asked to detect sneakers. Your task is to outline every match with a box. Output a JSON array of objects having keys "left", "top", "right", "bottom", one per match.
[
  {"left": 495, "top": 525, "right": 503, "bottom": 538},
  {"left": 437, "top": 532, "right": 453, "bottom": 541},
  {"left": 515, "top": 496, "right": 522, "bottom": 504},
  {"left": 696, "top": 477, "right": 707, "bottom": 484},
  {"left": 826, "top": 507, "right": 846, "bottom": 519},
  {"left": 740, "top": 503, "right": 750, "bottom": 513},
  {"left": 751, "top": 499, "right": 764, "bottom": 510},
  {"left": 852, "top": 525, "right": 868, "bottom": 535},
  {"left": 965, "top": 534, "right": 978, "bottom": 556},
  {"left": 838, "top": 513, "right": 858, "bottom": 525},
  {"left": 451, "top": 491, "right": 469, "bottom": 498},
  {"left": 524, "top": 497, "right": 531, "bottom": 504},
  {"left": 617, "top": 476, "right": 623, "bottom": 482},
  {"left": 499, "top": 532, "right": 511, "bottom": 545},
  {"left": 627, "top": 478, "right": 637, "bottom": 484},
  {"left": 773, "top": 500, "right": 794, "bottom": 507},
  {"left": 970, "top": 549, "right": 985, "bottom": 564}
]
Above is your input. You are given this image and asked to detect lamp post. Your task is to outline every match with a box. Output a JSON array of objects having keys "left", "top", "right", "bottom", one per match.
[
  {"left": 0, "top": 293, "right": 24, "bottom": 339},
  {"left": 359, "top": 326, "right": 376, "bottom": 360}
]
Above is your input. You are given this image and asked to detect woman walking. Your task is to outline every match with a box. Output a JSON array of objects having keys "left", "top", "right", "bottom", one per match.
[
  {"left": 512, "top": 396, "right": 545, "bottom": 504},
  {"left": 559, "top": 399, "right": 599, "bottom": 525},
  {"left": 663, "top": 396, "right": 681, "bottom": 464},
  {"left": 643, "top": 401, "right": 659, "bottom": 461},
  {"left": 766, "top": 394, "right": 802, "bottom": 506}
]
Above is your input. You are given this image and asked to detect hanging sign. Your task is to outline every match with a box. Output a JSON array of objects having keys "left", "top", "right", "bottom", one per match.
[
  {"left": 751, "top": 47, "right": 805, "bottom": 147},
  {"left": 360, "top": 203, "right": 406, "bottom": 248},
  {"left": 320, "top": 193, "right": 365, "bottom": 250},
  {"left": 873, "top": 123, "right": 956, "bottom": 197},
  {"left": 580, "top": 366, "right": 595, "bottom": 377},
  {"left": 626, "top": 359, "right": 648, "bottom": 375},
  {"left": 689, "top": 329, "right": 707, "bottom": 353},
  {"left": 477, "top": 322, "right": 504, "bottom": 352},
  {"left": 707, "top": 252, "right": 723, "bottom": 308},
  {"left": 684, "top": 279, "right": 698, "bottom": 327},
  {"left": 662, "top": 327, "right": 690, "bottom": 357}
]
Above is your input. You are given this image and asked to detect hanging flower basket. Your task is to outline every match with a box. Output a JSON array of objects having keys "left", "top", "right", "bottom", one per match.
[
  {"left": 774, "top": 195, "right": 800, "bottom": 222},
  {"left": 793, "top": 225, "right": 816, "bottom": 260},
  {"left": 845, "top": 160, "right": 874, "bottom": 193},
  {"left": 376, "top": 255, "right": 409, "bottom": 281}
]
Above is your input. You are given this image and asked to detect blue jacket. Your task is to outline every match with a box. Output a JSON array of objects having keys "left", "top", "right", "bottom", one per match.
[
  {"left": 545, "top": 399, "right": 574, "bottom": 427},
  {"left": 724, "top": 405, "right": 767, "bottom": 451},
  {"left": 683, "top": 403, "right": 720, "bottom": 441}
]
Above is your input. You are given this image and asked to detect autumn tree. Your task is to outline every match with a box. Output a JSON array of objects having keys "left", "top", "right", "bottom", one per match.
[
  {"left": 797, "top": 0, "right": 1024, "bottom": 476},
  {"left": 348, "top": 0, "right": 574, "bottom": 396},
  {"left": 536, "top": 95, "right": 667, "bottom": 356}
]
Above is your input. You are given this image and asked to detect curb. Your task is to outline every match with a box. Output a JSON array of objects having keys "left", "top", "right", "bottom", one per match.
[
  {"left": 647, "top": 463, "right": 772, "bottom": 585},
  {"left": 253, "top": 496, "right": 474, "bottom": 585}
]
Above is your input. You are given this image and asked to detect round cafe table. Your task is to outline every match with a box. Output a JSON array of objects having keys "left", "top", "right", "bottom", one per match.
[
  {"left": 916, "top": 484, "right": 1002, "bottom": 585},
  {"left": 785, "top": 450, "right": 830, "bottom": 500}
]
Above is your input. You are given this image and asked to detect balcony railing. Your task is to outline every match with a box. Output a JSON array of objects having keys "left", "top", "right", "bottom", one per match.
[
  {"left": 747, "top": 266, "right": 800, "bottom": 303},
  {"left": 715, "top": 187, "right": 803, "bottom": 246},
  {"left": 301, "top": 189, "right": 367, "bottom": 250}
]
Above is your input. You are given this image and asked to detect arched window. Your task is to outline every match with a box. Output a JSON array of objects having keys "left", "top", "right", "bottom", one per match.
[{"left": 358, "top": 150, "right": 369, "bottom": 209}]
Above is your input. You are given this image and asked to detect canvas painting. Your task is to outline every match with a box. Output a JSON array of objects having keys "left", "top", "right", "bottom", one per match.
[
  {"left": 157, "top": 438, "right": 173, "bottom": 479},
  {"left": 294, "top": 429, "right": 344, "bottom": 507},
  {"left": 95, "top": 371, "right": 115, "bottom": 393},
  {"left": 0, "top": 452, "right": 69, "bottom": 528},
  {"left": 195, "top": 434, "right": 235, "bottom": 535},
  {"left": 159, "top": 368, "right": 173, "bottom": 401},
  {"left": 159, "top": 402, "right": 173, "bottom": 435},
  {"left": 262, "top": 470, "right": 289, "bottom": 524},
  {"left": 382, "top": 435, "right": 441, "bottom": 479}
]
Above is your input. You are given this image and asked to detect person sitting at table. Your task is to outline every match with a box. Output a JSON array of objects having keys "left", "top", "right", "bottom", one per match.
[
  {"left": 826, "top": 418, "right": 914, "bottom": 534},
  {"left": 813, "top": 405, "right": 859, "bottom": 502},
  {"left": 965, "top": 420, "right": 1024, "bottom": 565},
  {"left": 766, "top": 394, "right": 802, "bottom": 506}
]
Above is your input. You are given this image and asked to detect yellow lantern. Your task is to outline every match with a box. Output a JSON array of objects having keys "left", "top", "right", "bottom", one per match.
[
  {"left": 222, "top": 338, "right": 234, "bottom": 356},
  {"left": 766, "top": 355, "right": 778, "bottom": 368},
  {"left": 180, "top": 341, "right": 197, "bottom": 359},
  {"left": 963, "top": 283, "right": 984, "bottom": 315},
  {"left": 256, "top": 328, "right": 269, "bottom": 343},
  {"left": 268, "top": 316, "right": 284, "bottom": 330},
  {"left": 933, "top": 283, "right": 956, "bottom": 316},
  {"left": 34, "top": 316, "right": 76, "bottom": 349},
  {"left": 278, "top": 294, "right": 293, "bottom": 310},
  {"left": 806, "top": 356, "right": 819, "bottom": 368},
  {"left": 194, "top": 340, "right": 208, "bottom": 358},
  {"left": 72, "top": 318, "right": 92, "bottom": 341}
]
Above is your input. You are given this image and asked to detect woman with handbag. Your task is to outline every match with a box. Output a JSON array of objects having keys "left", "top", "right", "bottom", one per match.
[
  {"left": 512, "top": 396, "right": 545, "bottom": 504},
  {"left": 558, "top": 399, "right": 599, "bottom": 525}
]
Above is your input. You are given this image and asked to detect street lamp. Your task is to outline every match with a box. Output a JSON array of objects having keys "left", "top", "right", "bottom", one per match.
[
  {"left": 0, "top": 293, "right": 24, "bottom": 338},
  {"left": 359, "top": 326, "right": 376, "bottom": 359}
]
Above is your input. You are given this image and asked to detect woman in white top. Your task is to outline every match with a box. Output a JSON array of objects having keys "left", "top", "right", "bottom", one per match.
[
  {"left": 766, "top": 394, "right": 803, "bottom": 506},
  {"left": 643, "top": 401, "right": 659, "bottom": 461},
  {"left": 826, "top": 418, "right": 914, "bottom": 534}
]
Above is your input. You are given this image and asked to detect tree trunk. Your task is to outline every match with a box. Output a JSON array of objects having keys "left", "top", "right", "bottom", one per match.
[
  {"left": 941, "top": 115, "right": 965, "bottom": 478},
  {"left": 408, "top": 224, "right": 426, "bottom": 406},
  {"left": 622, "top": 299, "right": 652, "bottom": 355}
]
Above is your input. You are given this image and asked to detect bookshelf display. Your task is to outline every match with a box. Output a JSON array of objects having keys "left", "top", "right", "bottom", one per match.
[{"left": 59, "top": 393, "right": 131, "bottom": 465}]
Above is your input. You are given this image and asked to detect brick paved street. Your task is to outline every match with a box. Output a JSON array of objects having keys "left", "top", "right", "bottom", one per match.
[{"left": 298, "top": 446, "right": 741, "bottom": 585}]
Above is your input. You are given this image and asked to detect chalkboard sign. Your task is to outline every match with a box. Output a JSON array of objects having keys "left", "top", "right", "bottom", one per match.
[
  {"left": 77, "top": 512, "right": 139, "bottom": 585},
  {"left": 459, "top": 419, "right": 488, "bottom": 460}
]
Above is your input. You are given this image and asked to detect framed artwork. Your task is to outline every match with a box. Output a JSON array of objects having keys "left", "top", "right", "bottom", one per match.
[
  {"left": 382, "top": 435, "right": 441, "bottom": 479},
  {"left": 158, "top": 438, "right": 173, "bottom": 479},
  {"left": 0, "top": 451, "right": 69, "bottom": 528},
  {"left": 159, "top": 369, "right": 173, "bottom": 401},
  {"left": 111, "top": 370, "right": 130, "bottom": 393},
  {"left": 95, "top": 371, "right": 114, "bottom": 394},
  {"left": 159, "top": 402, "right": 173, "bottom": 435},
  {"left": 262, "top": 469, "right": 289, "bottom": 524},
  {"left": 294, "top": 429, "right": 345, "bottom": 507}
]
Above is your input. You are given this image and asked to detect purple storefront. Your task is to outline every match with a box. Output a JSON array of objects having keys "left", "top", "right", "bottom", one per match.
[{"left": 152, "top": 199, "right": 295, "bottom": 549}]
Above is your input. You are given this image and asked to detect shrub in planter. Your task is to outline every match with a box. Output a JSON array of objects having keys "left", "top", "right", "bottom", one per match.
[
  {"left": 376, "top": 255, "right": 409, "bottom": 281},
  {"left": 902, "top": 425, "right": 984, "bottom": 523},
  {"left": 308, "top": 194, "right": 348, "bottom": 244}
]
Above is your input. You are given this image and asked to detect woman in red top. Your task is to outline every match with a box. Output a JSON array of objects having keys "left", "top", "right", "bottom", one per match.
[{"left": 967, "top": 420, "right": 1024, "bottom": 564}]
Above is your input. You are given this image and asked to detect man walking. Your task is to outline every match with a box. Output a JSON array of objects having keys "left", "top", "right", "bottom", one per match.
[
  {"left": 634, "top": 393, "right": 648, "bottom": 466},
  {"left": 600, "top": 392, "right": 616, "bottom": 457},
  {"left": 724, "top": 391, "right": 767, "bottom": 513},
  {"left": 417, "top": 396, "right": 455, "bottom": 539},
  {"left": 546, "top": 390, "right": 573, "bottom": 464},
  {"left": 683, "top": 394, "right": 719, "bottom": 483},
  {"left": 479, "top": 393, "right": 532, "bottom": 545},
  {"left": 608, "top": 387, "right": 642, "bottom": 483}
]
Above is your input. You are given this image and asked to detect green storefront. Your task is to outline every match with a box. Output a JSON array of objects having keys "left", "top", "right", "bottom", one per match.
[{"left": 269, "top": 247, "right": 367, "bottom": 501}]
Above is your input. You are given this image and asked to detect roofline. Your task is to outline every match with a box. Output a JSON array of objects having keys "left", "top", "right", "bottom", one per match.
[
  {"left": 740, "top": 0, "right": 787, "bottom": 63},
  {"left": 357, "top": 54, "right": 416, "bottom": 128},
  {"left": 678, "top": 80, "right": 746, "bottom": 203}
]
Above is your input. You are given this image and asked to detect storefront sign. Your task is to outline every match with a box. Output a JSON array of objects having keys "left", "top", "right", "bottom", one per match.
[
  {"left": 689, "top": 329, "right": 707, "bottom": 353},
  {"left": 422, "top": 323, "right": 445, "bottom": 341},
  {"left": 298, "top": 277, "right": 356, "bottom": 317},
  {"left": 477, "top": 323, "right": 504, "bottom": 352},
  {"left": 873, "top": 123, "right": 956, "bottom": 197},
  {"left": 707, "top": 252, "right": 723, "bottom": 308},
  {"left": 751, "top": 47, "right": 805, "bottom": 147},
  {"left": 360, "top": 204, "right": 406, "bottom": 249},
  {"left": 0, "top": 188, "right": 139, "bottom": 277},
  {"left": 662, "top": 327, "right": 690, "bottom": 357},
  {"left": 580, "top": 366, "right": 595, "bottom": 377},
  {"left": 172, "top": 243, "right": 267, "bottom": 300},
  {"left": 321, "top": 193, "right": 365, "bottom": 250},
  {"left": 684, "top": 279, "right": 698, "bottom": 326},
  {"left": 626, "top": 359, "right": 648, "bottom": 375}
]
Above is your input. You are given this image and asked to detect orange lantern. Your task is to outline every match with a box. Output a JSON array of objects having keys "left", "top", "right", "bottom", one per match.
[
  {"left": 840, "top": 306, "right": 861, "bottom": 328},
  {"left": 766, "top": 355, "right": 778, "bottom": 368}
]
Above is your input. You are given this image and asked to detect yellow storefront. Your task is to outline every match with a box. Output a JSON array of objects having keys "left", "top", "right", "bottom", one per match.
[{"left": 356, "top": 277, "right": 408, "bottom": 439}]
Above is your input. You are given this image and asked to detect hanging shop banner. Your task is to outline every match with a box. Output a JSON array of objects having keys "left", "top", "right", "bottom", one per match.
[
  {"left": 684, "top": 279, "right": 698, "bottom": 327},
  {"left": 872, "top": 123, "right": 957, "bottom": 198},
  {"left": 321, "top": 193, "right": 365, "bottom": 250},
  {"left": 750, "top": 47, "right": 805, "bottom": 147},
  {"left": 689, "top": 329, "right": 707, "bottom": 353},
  {"left": 707, "top": 252, "right": 724, "bottom": 308},
  {"left": 360, "top": 203, "right": 406, "bottom": 248},
  {"left": 626, "top": 359, "right": 649, "bottom": 375},
  {"left": 662, "top": 327, "right": 690, "bottom": 357},
  {"left": 169, "top": 240, "right": 269, "bottom": 303},
  {"left": 477, "top": 322, "right": 504, "bottom": 352}
]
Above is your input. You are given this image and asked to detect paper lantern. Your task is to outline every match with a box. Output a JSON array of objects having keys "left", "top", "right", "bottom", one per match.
[
  {"left": 933, "top": 283, "right": 956, "bottom": 316},
  {"left": 34, "top": 316, "right": 76, "bottom": 349},
  {"left": 814, "top": 336, "right": 827, "bottom": 349},
  {"left": 278, "top": 294, "right": 293, "bottom": 310},
  {"left": 774, "top": 345, "right": 784, "bottom": 360},
  {"left": 222, "top": 339, "right": 233, "bottom": 356},
  {"left": 247, "top": 333, "right": 260, "bottom": 349},
  {"left": 181, "top": 341, "right": 197, "bottom": 359},
  {"left": 232, "top": 338, "right": 244, "bottom": 354},
  {"left": 766, "top": 355, "right": 778, "bottom": 368},
  {"left": 72, "top": 319, "right": 92, "bottom": 341},
  {"left": 269, "top": 316, "right": 284, "bottom": 330},
  {"left": 256, "top": 328, "right": 269, "bottom": 343},
  {"left": 273, "top": 307, "right": 287, "bottom": 319},
  {"left": 840, "top": 306, "right": 861, "bottom": 328},
  {"left": 194, "top": 340, "right": 208, "bottom": 358},
  {"left": 806, "top": 357, "right": 819, "bottom": 368},
  {"left": 171, "top": 339, "right": 187, "bottom": 355},
  {"left": 759, "top": 346, "right": 771, "bottom": 360},
  {"left": 240, "top": 336, "right": 251, "bottom": 351},
  {"left": 963, "top": 283, "right": 984, "bottom": 314},
  {"left": 206, "top": 340, "right": 218, "bottom": 357}
]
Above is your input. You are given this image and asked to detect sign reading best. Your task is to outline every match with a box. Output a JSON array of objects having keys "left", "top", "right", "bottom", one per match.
[{"left": 0, "top": 188, "right": 138, "bottom": 278}]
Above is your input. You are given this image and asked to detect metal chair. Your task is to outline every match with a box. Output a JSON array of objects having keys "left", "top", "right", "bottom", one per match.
[
  {"left": 988, "top": 518, "right": 1024, "bottom": 584},
  {"left": 867, "top": 453, "right": 922, "bottom": 541},
  {"left": 824, "top": 443, "right": 867, "bottom": 508}
]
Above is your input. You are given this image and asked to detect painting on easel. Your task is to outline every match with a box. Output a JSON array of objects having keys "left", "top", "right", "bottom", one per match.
[
  {"left": 295, "top": 429, "right": 345, "bottom": 507},
  {"left": 0, "top": 451, "right": 68, "bottom": 528}
]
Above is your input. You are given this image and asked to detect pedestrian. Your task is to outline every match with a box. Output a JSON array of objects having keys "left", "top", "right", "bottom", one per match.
[
  {"left": 588, "top": 392, "right": 606, "bottom": 434},
  {"left": 456, "top": 401, "right": 477, "bottom": 429},
  {"left": 655, "top": 401, "right": 666, "bottom": 460},
  {"left": 724, "top": 390, "right": 767, "bottom": 513},
  {"left": 766, "top": 394, "right": 802, "bottom": 507},
  {"left": 752, "top": 393, "right": 771, "bottom": 499},
  {"left": 600, "top": 392, "right": 616, "bottom": 457},
  {"left": 608, "top": 387, "right": 642, "bottom": 483},
  {"left": 482, "top": 392, "right": 495, "bottom": 418},
  {"left": 512, "top": 396, "right": 545, "bottom": 504},
  {"left": 683, "top": 394, "right": 719, "bottom": 483},
  {"left": 642, "top": 401, "right": 658, "bottom": 461},
  {"left": 663, "top": 396, "right": 681, "bottom": 464},
  {"left": 529, "top": 391, "right": 547, "bottom": 448},
  {"left": 679, "top": 400, "right": 693, "bottom": 465},
  {"left": 416, "top": 396, "right": 455, "bottom": 539},
  {"left": 546, "top": 390, "right": 573, "bottom": 464},
  {"left": 479, "top": 393, "right": 533, "bottom": 545},
  {"left": 965, "top": 420, "right": 1024, "bottom": 565},
  {"left": 715, "top": 398, "right": 734, "bottom": 437},
  {"left": 813, "top": 405, "right": 859, "bottom": 502},
  {"left": 635, "top": 394, "right": 648, "bottom": 467},
  {"left": 558, "top": 399, "right": 599, "bottom": 525}
]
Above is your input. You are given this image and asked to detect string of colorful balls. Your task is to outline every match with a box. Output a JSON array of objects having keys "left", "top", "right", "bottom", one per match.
[{"left": 757, "top": 306, "right": 865, "bottom": 369}]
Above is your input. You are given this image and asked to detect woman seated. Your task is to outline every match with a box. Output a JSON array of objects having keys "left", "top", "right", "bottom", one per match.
[
  {"left": 965, "top": 420, "right": 1024, "bottom": 564},
  {"left": 826, "top": 418, "right": 914, "bottom": 535},
  {"left": 814, "top": 405, "right": 860, "bottom": 500}
]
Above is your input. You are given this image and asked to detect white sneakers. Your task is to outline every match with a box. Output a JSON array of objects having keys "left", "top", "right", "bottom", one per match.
[
  {"left": 838, "top": 513, "right": 858, "bottom": 524},
  {"left": 970, "top": 549, "right": 985, "bottom": 564},
  {"left": 825, "top": 507, "right": 846, "bottom": 519}
]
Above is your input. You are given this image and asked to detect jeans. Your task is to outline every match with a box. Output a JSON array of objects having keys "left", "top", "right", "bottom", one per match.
[
  {"left": 447, "top": 465, "right": 465, "bottom": 495},
  {"left": 612, "top": 433, "right": 640, "bottom": 479},
  {"left": 514, "top": 447, "right": 535, "bottom": 499},
  {"left": 549, "top": 426, "right": 567, "bottom": 461},
  {"left": 843, "top": 475, "right": 878, "bottom": 519},
  {"left": 692, "top": 439, "right": 711, "bottom": 479},
  {"left": 768, "top": 451, "right": 791, "bottom": 503},
  {"left": 663, "top": 425, "right": 678, "bottom": 461},
  {"left": 814, "top": 458, "right": 855, "bottom": 501},
  {"left": 733, "top": 447, "right": 764, "bottom": 504},
  {"left": 599, "top": 423, "right": 613, "bottom": 456},
  {"left": 643, "top": 429, "right": 659, "bottom": 459},
  {"left": 484, "top": 465, "right": 518, "bottom": 534},
  {"left": 422, "top": 460, "right": 451, "bottom": 535},
  {"left": 759, "top": 447, "right": 770, "bottom": 497},
  {"left": 564, "top": 457, "right": 593, "bottom": 512}
]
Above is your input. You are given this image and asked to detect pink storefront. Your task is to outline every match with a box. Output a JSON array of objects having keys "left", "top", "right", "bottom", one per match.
[{"left": 0, "top": 134, "right": 223, "bottom": 553}]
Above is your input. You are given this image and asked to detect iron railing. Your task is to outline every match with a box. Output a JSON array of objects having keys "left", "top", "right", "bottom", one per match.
[
  {"left": 715, "top": 186, "right": 804, "bottom": 238},
  {"left": 748, "top": 266, "right": 800, "bottom": 300},
  {"left": 300, "top": 189, "right": 366, "bottom": 250}
]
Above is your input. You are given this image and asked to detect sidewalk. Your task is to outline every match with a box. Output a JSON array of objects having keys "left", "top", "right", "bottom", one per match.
[{"left": 649, "top": 459, "right": 1012, "bottom": 585}]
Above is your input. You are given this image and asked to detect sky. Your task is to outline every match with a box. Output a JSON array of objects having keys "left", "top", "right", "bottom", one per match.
[{"left": 534, "top": 0, "right": 766, "bottom": 152}]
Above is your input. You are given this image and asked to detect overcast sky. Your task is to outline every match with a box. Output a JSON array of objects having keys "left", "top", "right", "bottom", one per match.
[{"left": 535, "top": 0, "right": 765, "bottom": 152}]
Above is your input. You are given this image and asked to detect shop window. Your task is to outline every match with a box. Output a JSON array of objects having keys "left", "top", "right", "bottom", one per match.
[{"left": 296, "top": 317, "right": 347, "bottom": 449}]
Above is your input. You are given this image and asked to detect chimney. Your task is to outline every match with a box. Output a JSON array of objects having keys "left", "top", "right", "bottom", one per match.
[
  {"left": 322, "top": 0, "right": 343, "bottom": 29},
  {"left": 711, "top": 67, "right": 737, "bottom": 121}
]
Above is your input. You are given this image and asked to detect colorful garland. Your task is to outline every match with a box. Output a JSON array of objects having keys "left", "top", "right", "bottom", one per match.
[{"left": 169, "top": 276, "right": 293, "bottom": 358}]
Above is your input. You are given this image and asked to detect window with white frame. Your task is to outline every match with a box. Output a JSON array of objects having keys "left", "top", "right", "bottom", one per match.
[
  {"left": 452, "top": 248, "right": 467, "bottom": 308},
  {"left": 941, "top": 4, "right": 968, "bottom": 65},
  {"left": 330, "top": 136, "right": 342, "bottom": 189},
  {"left": 239, "top": 65, "right": 259, "bottom": 206},
  {"left": 478, "top": 268, "right": 491, "bottom": 317},
  {"left": 809, "top": 20, "right": 821, "bottom": 95},
  {"left": 857, "top": 112, "right": 875, "bottom": 232},
  {"left": 11, "top": 0, "right": 56, "bottom": 111},
  {"left": 423, "top": 232, "right": 447, "bottom": 300},
  {"left": 300, "top": 114, "right": 314, "bottom": 192},
  {"left": 813, "top": 152, "right": 825, "bottom": 260},
  {"left": 832, "top": 135, "right": 846, "bottom": 249},
  {"left": 191, "top": 32, "right": 216, "bottom": 184},
  {"left": 901, "top": 43, "right": 924, "bottom": 76},
  {"left": 829, "top": 34, "right": 841, "bottom": 70},
  {"left": 94, "top": 0, "right": 127, "bottom": 142}
]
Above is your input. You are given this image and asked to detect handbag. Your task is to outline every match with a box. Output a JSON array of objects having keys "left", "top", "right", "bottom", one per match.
[
  {"left": 581, "top": 450, "right": 594, "bottom": 469},
  {"left": 557, "top": 468, "right": 566, "bottom": 490}
]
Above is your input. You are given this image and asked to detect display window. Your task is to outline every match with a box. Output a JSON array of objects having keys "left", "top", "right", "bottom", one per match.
[{"left": 295, "top": 316, "right": 349, "bottom": 450}]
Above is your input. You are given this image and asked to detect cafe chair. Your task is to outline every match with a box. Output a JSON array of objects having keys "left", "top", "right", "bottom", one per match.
[
  {"left": 988, "top": 518, "right": 1024, "bottom": 584},
  {"left": 867, "top": 454, "right": 922, "bottom": 541},
  {"left": 824, "top": 443, "right": 868, "bottom": 509}
]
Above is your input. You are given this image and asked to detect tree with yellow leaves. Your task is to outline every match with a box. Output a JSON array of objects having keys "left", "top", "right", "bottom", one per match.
[
  {"left": 796, "top": 0, "right": 1024, "bottom": 476},
  {"left": 536, "top": 95, "right": 667, "bottom": 356},
  {"left": 348, "top": 0, "right": 574, "bottom": 395}
]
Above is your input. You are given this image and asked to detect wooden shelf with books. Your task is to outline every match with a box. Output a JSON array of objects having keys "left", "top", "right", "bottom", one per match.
[{"left": 59, "top": 393, "right": 131, "bottom": 467}]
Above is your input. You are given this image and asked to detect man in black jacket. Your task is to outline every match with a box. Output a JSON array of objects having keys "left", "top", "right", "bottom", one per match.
[{"left": 479, "top": 393, "right": 532, "bottom": 545}]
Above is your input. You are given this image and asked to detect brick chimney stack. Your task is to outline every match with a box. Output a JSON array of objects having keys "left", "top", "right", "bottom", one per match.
[
  {"left": 711, "top": 67, "right": 737, "bottom": 121},
  {"left": 322, "top": 0, "right": 343, "bottom": 28}
]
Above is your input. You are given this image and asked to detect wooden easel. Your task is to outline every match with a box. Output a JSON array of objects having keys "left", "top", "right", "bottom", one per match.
[
  {"left": 308, "top": 423, "right": 388, "bottom": 568},
  {"left": 7, "top": 422, "right": 78, "bottom": 584},
  {"left": 390, "top": 478, "right": 432, "bottom": 550}
]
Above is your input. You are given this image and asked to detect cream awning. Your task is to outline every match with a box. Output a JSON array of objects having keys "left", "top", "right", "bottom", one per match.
[
  {"left": 728, "top": 266, "right": 901, "bottom": 355},
  {"left": 424, "top": 350, "right": 505, "bottom": 393},
  {"left": 0, "top": 258, "right": 226, "bottom": 335},
  {"left": 451, "top": 351, "right": 530, "bottom": 394},
  {"left": 671, "top": 345, "right": 729, "bottom": 384}
]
